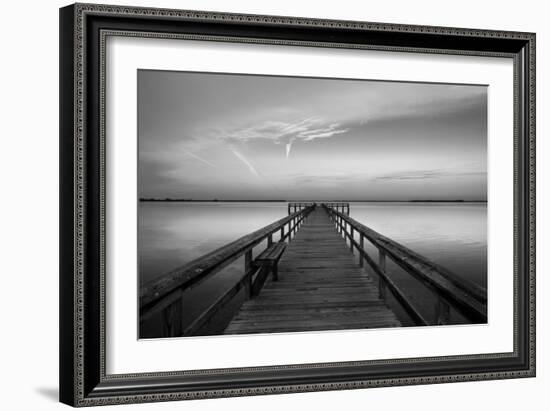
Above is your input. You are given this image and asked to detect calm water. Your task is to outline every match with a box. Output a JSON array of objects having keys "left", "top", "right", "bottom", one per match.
[
  {"left": 139, "top": 202, "right": 487, "bottom": 336},
  {"left": 349, "top": 203, "right": 487, "bottom": 288}
]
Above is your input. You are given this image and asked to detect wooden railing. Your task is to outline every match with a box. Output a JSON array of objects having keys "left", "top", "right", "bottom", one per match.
[
  {"left": 140, "top": 204, "right": 315, "bottom": 337},
  {"left": 323, "top": 202, "right": 349, "bottom": 215},
  {"left": 288, "top": 202, "right": 315, "bottom": 214},
  {"left": 323, "top": 204, "right": 487, "bottom": 326}
]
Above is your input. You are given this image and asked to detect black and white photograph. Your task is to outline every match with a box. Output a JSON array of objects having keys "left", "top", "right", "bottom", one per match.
[
  {"left": 53, "top": 1, "right": 537, "bottom": 408},
  {"left": 138, "top": 70, "right": 488, "bottom": 339}
]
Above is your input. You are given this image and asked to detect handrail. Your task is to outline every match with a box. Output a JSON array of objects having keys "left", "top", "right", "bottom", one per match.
[
  {"left": 322, "top": 204, "right": 487, "bottom": 324},
  {"left": 140, "top": 204, "right": 315, "bottom": 336},
  {"left": 288, "top": 202, "right": 315, "bottom": 214},
  {"left": 323, "top": 202, "right": 349, "bottom": 215}
]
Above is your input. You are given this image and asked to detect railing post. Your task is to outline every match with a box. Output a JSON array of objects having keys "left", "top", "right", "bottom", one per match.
[
  {"left": 245, "top": 249, "right": 253, "bottom": 298},
  {"left": 280, "top": 225, "right": 285, "bottom": 242},
  {"left": 267, "top": 233, "right": 273, "bottom": 247},
  {"left": 378, "top": 249, "right": 387, "bottom": 301},
  {"left": 161, "top": 298, "right": 183, "bottom": 337},
  {"left": 359, "top": 234, "right": 364, "bottom": 267},
  {"left": 350, "top": 226, "right": 354, "bottom": 252},
  {"left": 287, "top": 221, "right": 291, "bottom": 240},
  {"left": 436, "top": 297, "right": 451, "bottom": 325}
]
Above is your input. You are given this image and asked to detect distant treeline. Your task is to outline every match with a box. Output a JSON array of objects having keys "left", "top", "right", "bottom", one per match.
[
  {"left": 139, "top": 198, "right": 487, "bottom": 203},
  {"left": 408, "top": 200, "right": 487, "bottom": 203},
  {"left": 139, "top": 198, "right": 287, "bottom": 202}
]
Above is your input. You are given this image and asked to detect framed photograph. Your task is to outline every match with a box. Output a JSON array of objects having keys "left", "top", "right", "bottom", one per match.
[{"left": 59, "top": 3, "right": 535, "bottom": 407}]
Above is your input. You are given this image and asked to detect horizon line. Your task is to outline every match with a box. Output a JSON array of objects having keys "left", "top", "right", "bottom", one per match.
[{"left": 139, "top": 198, "right": 488, "bottom": 203}]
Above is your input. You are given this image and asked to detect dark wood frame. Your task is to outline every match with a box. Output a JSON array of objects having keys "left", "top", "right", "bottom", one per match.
[{"left": 60, "top": 3, "right": 536, "bottom": 407}]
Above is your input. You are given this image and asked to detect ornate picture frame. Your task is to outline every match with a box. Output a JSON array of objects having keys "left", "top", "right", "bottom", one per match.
[{"left": 59, "top": 3, "right": 535, "bottom": 406}]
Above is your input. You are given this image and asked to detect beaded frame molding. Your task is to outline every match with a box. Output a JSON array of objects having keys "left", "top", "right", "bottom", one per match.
[{"left": 59, "top": 3, "right": 535, "bottom": 407}]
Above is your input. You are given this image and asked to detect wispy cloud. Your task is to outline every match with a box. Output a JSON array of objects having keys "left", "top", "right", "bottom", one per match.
[
  {"left": 285, "top": 143, "right": 292, "bottom": 159},
  {"left": 181, "top": 149, "right": 216, "bottom": 168},
  {"left": 375, "top": 169, "right": 486, "bottom": 181},
  {"left": 230, "top": 148, "right": 260, "bottom": 178},
  {"left": 289, "top": 172, "right": 361, "bottom": 185},
  {"left": 298, "top": 123, "right": 349, "bottom": 141},
  {"left": 208, "top": 117, "right": 349, "bottom": 158}
]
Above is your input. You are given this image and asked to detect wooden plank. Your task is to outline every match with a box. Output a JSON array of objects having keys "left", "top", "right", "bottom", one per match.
[
  {"left": 227, "top": 301, "right": 388, "bottom": 310},
  {"left": 225, "top": 320, "right": 400, "bottom": 335},
  {"left": 223, "top": 207, "right": 401, "bottom": 334},
  {"left": 325, "top": 205, "right": 487, "bottom": 323}
]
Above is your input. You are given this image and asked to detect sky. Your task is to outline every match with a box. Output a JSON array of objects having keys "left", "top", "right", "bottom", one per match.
[{"left": 138, "top": 70, "right": 487, "bottom": 201}]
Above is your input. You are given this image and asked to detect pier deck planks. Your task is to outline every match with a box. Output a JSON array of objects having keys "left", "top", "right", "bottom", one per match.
[{"left": 223, "top": 207, "right": 401, "bottom": 334}]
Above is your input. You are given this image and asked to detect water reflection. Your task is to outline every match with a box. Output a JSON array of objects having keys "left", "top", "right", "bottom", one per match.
[
  {"left": 139, "top": 202, "right": 288, "bottom": 284},
  {"left": 138, "top": 202, "right": 487, "bottom": 336},
  {"left": 349, "top": 203, "right": 487, "bottom": 288}
]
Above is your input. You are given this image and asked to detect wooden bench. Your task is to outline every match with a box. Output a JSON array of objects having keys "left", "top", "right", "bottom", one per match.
[{"left": 250, "top": 242, "right": 287, "bottom": 296}]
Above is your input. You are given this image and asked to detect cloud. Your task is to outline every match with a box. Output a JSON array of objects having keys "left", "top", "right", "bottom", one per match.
[
  {"left": 207, "top": 117, "right": 350, "bottom": 158},
  {"left": 181, "top": 149, "right": 216, "bottom": 168},
  {"left": 230, "top": 148, "right": 260, "bottom": 177},
  {"left": 181, "top": 83, "right": 483, "bottom": 161},
  {"left": 285, "top": 143, "right": 292, "bottom": 159},
  {"left": 290, "top": 173, "right": 360, "bottom": 185},
  {"left": 374, "top": 169, "right": 486, "bottom": 181},
  {"left": 299, "top": 123, "right": 349, "bottom": 141}
]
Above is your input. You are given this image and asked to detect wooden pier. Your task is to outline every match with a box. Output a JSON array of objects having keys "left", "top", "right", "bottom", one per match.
[
  {"left": 224, "top": 207, "right": 400, "bottom": 334},
  {"left": 140, "top": 203, "right": 487, "bottom": 338}
]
